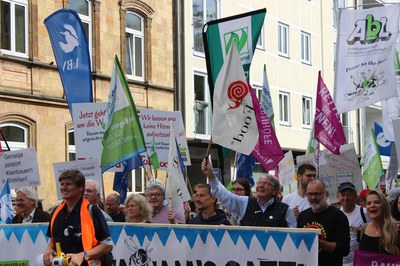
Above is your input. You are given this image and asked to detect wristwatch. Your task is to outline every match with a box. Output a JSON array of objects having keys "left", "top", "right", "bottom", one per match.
[{"left": 83, "top": 251, "right": 90, "bottom": 261}]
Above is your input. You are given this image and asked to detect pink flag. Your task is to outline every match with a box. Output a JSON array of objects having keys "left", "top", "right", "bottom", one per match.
[
  {"left": 249, "top": 87, "right": 284, "bottom": 172},
  {"left": 315, "top": 71, "right": 347, "bottom": 155}
]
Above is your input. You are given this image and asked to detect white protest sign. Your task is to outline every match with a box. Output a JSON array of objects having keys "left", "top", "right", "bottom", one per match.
[
  {"left": 278, "top": 151, "right": 295, "bottom": 187},
  {"left": 53, "top": 159, "right": 102, "bottom": 200},
  {"left": 72, "top": 102, "right": 121, "bottom": 172},
  {"left": 139, "top": 109, "right": 191, "bottom": 170},
  {"left": 0, "top": 148, "right": 40, "bottom": 189},
  {"left": 297, "top": 143, "right": 362, "bottom": 203}
]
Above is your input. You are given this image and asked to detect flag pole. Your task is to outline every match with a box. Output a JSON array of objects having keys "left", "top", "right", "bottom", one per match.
[
  {"left": 205, "top": 136, "right": 213, "bottom": 157},
  {"left": 0, "top": 128, "right": 11, "bottom": 151},
  {"left": 233, "top": 152, "right": 238, "bottom": 181},
  {"left": 100, "top": 173, "right": 106, "bottom": 205},
  {"left": 168, "top": 172, "right": 172, "bottom": 211},
  {"left": 185, "top": 166, "right": 194, "bottom": 197}
]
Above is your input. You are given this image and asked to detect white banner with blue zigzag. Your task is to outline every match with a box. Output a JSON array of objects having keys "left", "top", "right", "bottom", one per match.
[{"left": 0, "top": 223, "right": 318, "bottom": 265}]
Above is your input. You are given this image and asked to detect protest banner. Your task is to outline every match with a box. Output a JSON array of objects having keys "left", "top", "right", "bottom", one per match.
[
  {"left": 278, "top": 151, "right": 295, "bottom": 187},
  {"left": 139, "top": 109, "right": 191, "bottom": 170},
  {"left": 334, "top": 5, "right": 400, "bottom": 113},
  {"left": 0, "top": 223, "right": 319, "bottom": 265},
  {"left": 0, "top": 148, "right": 40, "bottom": 189},
  {"left": 297, "top": 143, "right": 362, "bottom": 203},
  {"left": 354, "top": 250, "right": 400, "bottom": 265},
  {"left": 53, "top": 159, "right": 102, "bottom": 200},
  {"left": 72, "top": 102, "right": 121, "bottom": 172}
]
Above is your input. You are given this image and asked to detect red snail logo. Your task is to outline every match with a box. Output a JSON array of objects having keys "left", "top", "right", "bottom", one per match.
[{"left": 227, "top": 80, "right": 249, "bottom": 110}]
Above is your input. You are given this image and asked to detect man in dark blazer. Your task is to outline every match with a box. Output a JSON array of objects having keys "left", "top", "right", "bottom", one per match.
[{"left": 12, "top": 187, "right": 50, "bottom": 223}]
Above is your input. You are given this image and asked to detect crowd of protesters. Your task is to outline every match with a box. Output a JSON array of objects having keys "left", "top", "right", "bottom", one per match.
[{"left": 8, "top": 160, "right": 400, "bottom": 266}]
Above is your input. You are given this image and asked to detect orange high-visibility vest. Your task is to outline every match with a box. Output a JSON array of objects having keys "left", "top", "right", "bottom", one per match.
[{"left": 50, "top": 198, "right": 100, "bottom": 265}]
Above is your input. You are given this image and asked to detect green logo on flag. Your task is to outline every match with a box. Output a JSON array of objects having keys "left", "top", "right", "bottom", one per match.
[{"left": 224, "top": 28, "right": 249, "bottom": 57}]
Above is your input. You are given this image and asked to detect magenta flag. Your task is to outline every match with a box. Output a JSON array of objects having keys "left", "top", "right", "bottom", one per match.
[
  {"left": 249, "top": 86, "right": 284, "bottom": 172},
  {"left": 354, "top": 250, "right": 400, "bottom": 265},
  {"left": 314, "top": 71, "right": 347, "bottom": 155}
]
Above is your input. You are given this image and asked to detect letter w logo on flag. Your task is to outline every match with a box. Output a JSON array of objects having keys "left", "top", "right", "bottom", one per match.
[
  {"left": 314, "top": 71, "right": 347, "bottom": 155},
  {"left": 211, "top": 43, "right": 258, "bottom": 155}
]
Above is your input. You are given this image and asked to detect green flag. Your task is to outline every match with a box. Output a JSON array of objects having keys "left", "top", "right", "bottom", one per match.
[
  {"left": 101, "top": 56, "right": 146, "bottom": 172},
  {"left": 149, "top": 137, "right": 160, "bottom": 170},
  {"left": 306, "top": 125, "right": 319, "bottom": 154},
  {"left": 203, "top": 8, "right": 266, "bottom": 96},
  {"left": 361, "top": 129, "right": 383, "bottom": 189}
]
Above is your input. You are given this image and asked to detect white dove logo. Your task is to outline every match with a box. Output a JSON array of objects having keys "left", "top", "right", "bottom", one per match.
[
  {"left": 376, "top": 132, "right": 391, "bottom": 148},
  {"left": 58, "top": 24, "right": 79, "bottom": 53}
]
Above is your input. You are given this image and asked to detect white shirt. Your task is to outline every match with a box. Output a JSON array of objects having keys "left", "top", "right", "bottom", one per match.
[
  {"left": 22, "top": 209, "right": 36, "bottom": 223},
  {"left": 340, "top": 205, "right": 369, "bottom": 266},
  {"left": 282, "top": 191, "right": 310, "bottom": 212}
]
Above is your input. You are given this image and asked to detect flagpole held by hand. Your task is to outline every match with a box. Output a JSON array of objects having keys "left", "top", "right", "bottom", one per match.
[{"left": 205, "top": 136, "right": 212, "bottom": 158}]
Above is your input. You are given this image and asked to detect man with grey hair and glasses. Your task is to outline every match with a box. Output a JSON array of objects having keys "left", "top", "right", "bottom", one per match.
[
  {"left": 146, "top": 182, "right": 185, "bottom": 224},
  {"left": 12, "top": 187, "right": 50, "bottom": 223},
  {"left": 201, "top": 158, "right": 296, "bottom": 227}
]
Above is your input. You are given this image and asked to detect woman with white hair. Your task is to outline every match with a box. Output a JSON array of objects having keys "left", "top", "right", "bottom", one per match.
[{"left": 12, "top": 187, "right": 50, "bottom": 223}]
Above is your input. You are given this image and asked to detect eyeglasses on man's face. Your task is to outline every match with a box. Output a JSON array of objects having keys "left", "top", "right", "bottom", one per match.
[
  {"left": 306, "top": 192, "right": 325, "bottom": 198},
  {"left": 146, "top": 193, "right": 162, "bottom": 198}
]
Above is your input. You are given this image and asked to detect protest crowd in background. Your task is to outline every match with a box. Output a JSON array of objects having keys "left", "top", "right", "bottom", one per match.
[{"left": 3, "top": 2, "right": 400, "bottom": 266}]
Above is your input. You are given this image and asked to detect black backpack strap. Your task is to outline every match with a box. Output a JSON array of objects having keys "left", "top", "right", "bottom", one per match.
[{"left": 360, "top": 206, "right": 367, "bottom": 223}]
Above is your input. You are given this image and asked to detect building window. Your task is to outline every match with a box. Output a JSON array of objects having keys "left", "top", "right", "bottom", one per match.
[
  {"left": 340, "top": 112, "right": 353, "bottom": 143},
  {"left": 0, "top": 122, "right": 28, "bottom": 150},
  {"left": 68, "top": 129, "right": 76, "bottom": 161},
  {"left": 279, "top": 92, "right": 290, "bottom": 125},
  {"left": 1, "top": 0, "right": 28, "bottom": 56},
  {"left": 194, "top": 72, "right": 211, "bottom": 136},
  {"left": 278, "top": 22, "right": 289, "bottom": 57},
  {"left": 70, "top": 0, "right": 92, "bottom": 60},
  {"left": 127, "top": 169, "right": 145, "bottom": 194},
  {"left": 257, "top": 26, "right": 264, "bottom": 50},
  {"left": 193, "top": 0, "right": 218, "bottom": 54},
  {"left": 301, "top": 31, "right": 311, "bottom": 64},
  {"left": 253, "top": 85, "right": 262, "bottom": 99},
  {"left": 302, "top": 96, "right": 312, "bottom": 127},
  {"left": 126, "top": 11, "right": 144, "bottom": 81}
]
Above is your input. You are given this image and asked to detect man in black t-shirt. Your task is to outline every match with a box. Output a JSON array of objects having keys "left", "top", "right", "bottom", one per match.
[{"left": 297, "top": 179, "right": 350, "bottom": 266}]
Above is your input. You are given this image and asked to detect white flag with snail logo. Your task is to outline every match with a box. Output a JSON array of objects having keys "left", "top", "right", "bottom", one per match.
[{"left": 212, "top": 43, "right": 258, "bottom": 155}]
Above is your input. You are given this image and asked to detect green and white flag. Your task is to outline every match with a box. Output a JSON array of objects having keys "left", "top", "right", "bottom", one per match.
[
  {"left": 149, "top": 137, "right": 160, "bottom": 171},
  {"left": 261, "top": 64, "right": 275, "bottom": 128},
  {"left": 203, "top": 8, "right": 266, "bottom": 94},
  {"left": 361, "top": 129, "right": 383, "bottom": 189},
  {"left": 101, "top": 56, "right": 146, "bottom": 172}
]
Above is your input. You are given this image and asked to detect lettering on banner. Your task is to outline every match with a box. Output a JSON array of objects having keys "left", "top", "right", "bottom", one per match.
[{"left": 232, "top": 104, "right": 255, "bottom": 144}]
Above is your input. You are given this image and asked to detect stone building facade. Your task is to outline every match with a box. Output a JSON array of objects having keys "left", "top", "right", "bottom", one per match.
[{"left": 0, "top": 0, "right": 174, "bottom": 209}]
